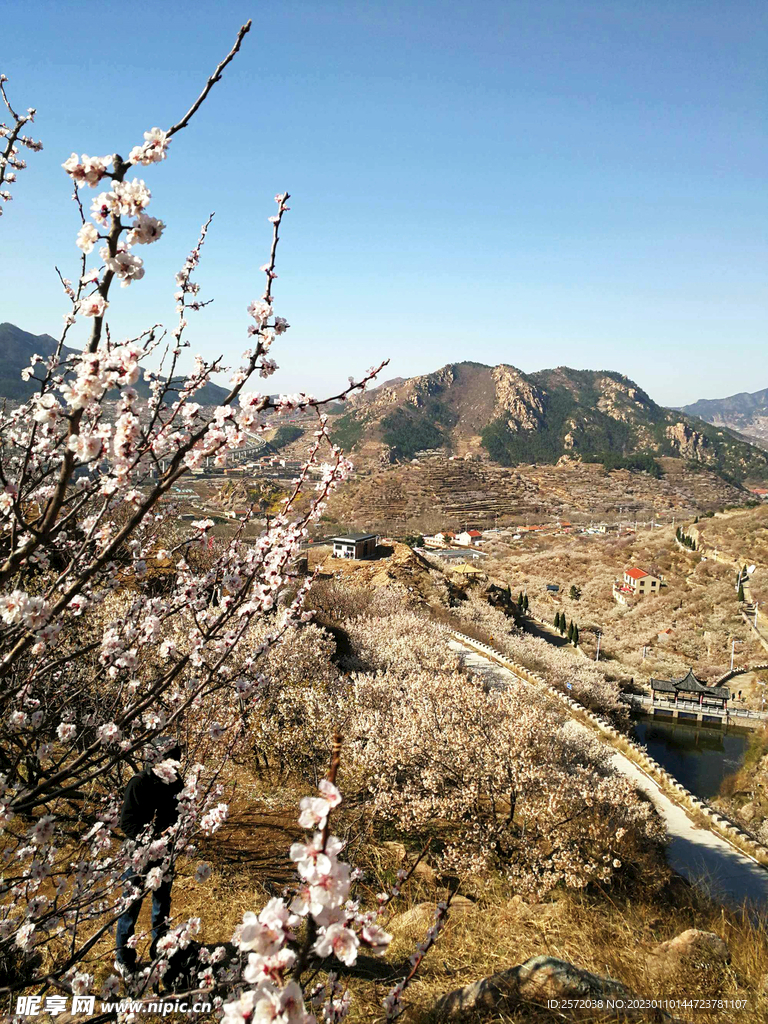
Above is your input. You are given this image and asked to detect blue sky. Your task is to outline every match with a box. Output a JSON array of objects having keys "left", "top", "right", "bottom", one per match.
[{"left": 1, "top": 0, "right": 766, "bottom": 406}]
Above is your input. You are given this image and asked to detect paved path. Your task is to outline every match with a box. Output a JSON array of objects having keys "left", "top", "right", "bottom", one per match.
[{"left": 448, "top": 639, "right": 768, "bottom": 915}]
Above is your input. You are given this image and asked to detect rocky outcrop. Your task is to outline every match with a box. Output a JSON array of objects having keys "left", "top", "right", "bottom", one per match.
[
  {"left": 665, "top": 422, "right": 715, "bottom": 464},
  {"left": 645, "top": 929, "right": 730, "bottom": 989},
  {"left": 491, "top": 365, "right": 546, "bottom": 431},
  {"left": 405, "top": 365, "right": 456, "bottom": 408},
  {"left": 596, "top": 375, "right": 654, "bottom": 421},
  {"left": 435, "top": 954, "right": 677, "bottom": 1021}
]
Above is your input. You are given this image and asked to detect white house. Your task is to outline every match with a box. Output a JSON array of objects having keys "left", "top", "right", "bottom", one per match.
[
  {"left": 331, "top": 534, "right": 378, "bottom": 560},
  {"left": 456, "top": 530, "right": 482, "bottom": 547}
]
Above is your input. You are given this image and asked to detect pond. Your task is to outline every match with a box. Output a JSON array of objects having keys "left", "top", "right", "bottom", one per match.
[{"left": 631, "top": 715, "right": 751, "bottom": 800}]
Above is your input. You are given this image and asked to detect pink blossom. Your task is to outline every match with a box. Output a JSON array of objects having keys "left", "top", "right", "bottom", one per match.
[
  {"left": 128, "top": 213, "right": 165, "bottom": 245},
  {"left": 76, "top": 222, "right": 99, "bottom": 253},
  {"left": 62, "top": 153, "right": 110, "bottom": 188},
  {"left": 146, "top": 866, "right": 164, "bottom": 890},
  {"left": 313, "top": 922, "right": 359, "bottom": 966},
  {"left": 129, "top": 127, "right": 170, "bottom": 165},
  {"left": 96, "top": 722, "right": 122, "bottom": 745},
  {"left": 195, "top": 862, "right": 212, "bottom": 883},
  {"left": 77, "top": 294, "right": 107, "bottom": 318},
  {"left": 152, "top": 759, "right": 180, "bottom": 785}
]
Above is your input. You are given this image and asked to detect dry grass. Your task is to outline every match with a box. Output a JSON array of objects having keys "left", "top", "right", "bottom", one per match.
[
  {"left": 11, "top": 764, "right": 768, "bottom": 1024},
  {"left": 345, "top": 876, "right": 768, "bottom": 1024}
]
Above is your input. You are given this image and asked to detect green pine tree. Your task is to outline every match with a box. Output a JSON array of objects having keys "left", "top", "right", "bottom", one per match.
[
  {"left": 573, "top": 624, "right": 579, "bottom": 645},
  {"left": 560, "top": 614, "right": 566, "bottom": 634},
  {"left": 518, "top": 590, "right": 525, "bottom": 608},
  {"left": 523, "top": 593, "right": 529, "bottom": 611},
  {"left": 738, "top": 583, "right": 745, "bottom": 602},
  {"left": 567, "top": 620, "right": 574, "bottom": 641}
]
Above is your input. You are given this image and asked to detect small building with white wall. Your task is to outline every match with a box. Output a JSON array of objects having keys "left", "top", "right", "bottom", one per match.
[{"left": 331, "top": 534, "right": 378, "bottom": 560}]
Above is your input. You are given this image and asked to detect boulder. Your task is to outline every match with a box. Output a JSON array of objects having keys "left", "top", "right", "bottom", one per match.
[
  {"left": 435, "top": 955, "right": 671, "bottom": 1020},
  {"left": 389, "top": 896, "right": 475, "bottom": 934},
  {"left": 380, "top": 840, "right": 407, "bottom": 862},
  {"left": 738, "top": 802, "right": 756, "bottom": 823},
  {"left": 412, "top": 859, "right": 437, "bottom": 884},
  {"left": 645, "top": 929, "right": 730, "bottom": 989}
]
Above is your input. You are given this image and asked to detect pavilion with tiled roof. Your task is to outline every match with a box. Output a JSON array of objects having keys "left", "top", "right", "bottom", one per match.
[{"left": 650, "top": 668, "right": 730, "bottom": 711}]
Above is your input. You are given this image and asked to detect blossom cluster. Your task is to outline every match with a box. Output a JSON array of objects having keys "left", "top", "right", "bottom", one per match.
[
  {"left": 0, "top": 74, "right": 43, "bottom": 215},
  {"left": 221, "top": 781, "right": 392, "bottom": 1024},
  {"left": 0, "top": 21, "right": 391, "bottom": 1013}
]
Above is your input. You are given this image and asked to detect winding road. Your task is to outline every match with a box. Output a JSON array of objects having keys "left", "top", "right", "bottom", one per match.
[{"left": 448, "top": 638, "right": 768, "bottom": 915}]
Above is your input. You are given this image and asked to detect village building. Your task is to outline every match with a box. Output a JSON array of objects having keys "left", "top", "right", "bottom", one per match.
[
  {"left": 430, "top": 547, "right": 482, "bottom": 562},
  {"left": 456, "top": 529, "right": 483, "bottom": 547},
  {"left": 621, "top": 567, "right": 660, "bottom": 597},
  {"left": 330, "top": 533, "right": 378, "bottom": 560},
  {"left": 651, "top": 669, "right": 730, "bottom": 713}
]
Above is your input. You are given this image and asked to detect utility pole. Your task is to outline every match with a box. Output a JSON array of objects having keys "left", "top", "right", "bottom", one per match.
[
  {"left": 730, "top": 638, "right": 743, "bottom": 672},
  {"left": 595, "top": 630, "right": 602, "bottom": 662}
]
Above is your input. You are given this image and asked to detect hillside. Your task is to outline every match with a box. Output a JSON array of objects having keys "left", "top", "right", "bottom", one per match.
[
  {"left": 0, "top": 322, "right": 231, "bottom": 405},
  {"left": 680, "top": 386, "right": 768, "bottom": 446},
  {"left": 329, "top": 361, "right": 768, "bottom": 485}
]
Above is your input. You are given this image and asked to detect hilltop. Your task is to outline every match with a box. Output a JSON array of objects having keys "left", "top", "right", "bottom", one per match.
[
  {"left": 329, "top": 361, "right": 768, "bottom": 485},
  {"left": 0, "top": 322, "right": 231, "bottom": 406},
  {"left": 680, "top": 385, "right": 768, "bottom": 447}
]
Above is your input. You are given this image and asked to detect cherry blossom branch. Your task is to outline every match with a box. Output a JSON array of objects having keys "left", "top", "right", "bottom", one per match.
[
  {"left": 166, "top": 21, "right": 252, "bottom": 139},
  {"left": 0, "top": 74, "right": 42, "bottom": 211}
]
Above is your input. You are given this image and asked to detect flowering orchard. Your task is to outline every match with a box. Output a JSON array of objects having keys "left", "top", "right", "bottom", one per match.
[
  {"left": 244, "top": 608, "right": 664, "bottom": 897},
  {"left": 0, "top": 22, "right": 442, "bottom": 1023}
]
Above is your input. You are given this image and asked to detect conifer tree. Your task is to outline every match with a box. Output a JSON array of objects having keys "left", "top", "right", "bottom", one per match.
[
  {"left": 567, "top": 620, "right": 574, "bottom": 641},
  {"left": 738, "top": 583, "right": 745, "bottom": 603},
  {"left": 554, "top": 611, "right": 561, "bottom": 630},
  {"left": 573, "top": 623, "right": 579, "bottom": 645}
]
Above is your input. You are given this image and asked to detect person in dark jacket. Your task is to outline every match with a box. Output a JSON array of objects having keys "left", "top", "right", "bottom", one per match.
[{"left": 115, "top": 738, "right": 184, "bottom": 976}]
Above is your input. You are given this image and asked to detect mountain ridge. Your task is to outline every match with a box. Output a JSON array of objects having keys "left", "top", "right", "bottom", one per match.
[
  {"left": 332, "top": 360, "right": 768, "bottom": 485},
  {"left": 679, "top": 386, "right": 768, "bottom": 446},
  {"left": 0, "top": 322, "right": 231, "bottom": 406}
]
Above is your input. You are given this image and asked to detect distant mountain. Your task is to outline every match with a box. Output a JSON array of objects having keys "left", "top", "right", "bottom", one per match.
[
  {"left": 330, "top": 361, "right": 768, "bottom": 485},
  {"left": 679, "top": 387, "right": 768, "bottom": 447},
  {"left": 0, "top": 322, "right": 231, "bottom": 406}
]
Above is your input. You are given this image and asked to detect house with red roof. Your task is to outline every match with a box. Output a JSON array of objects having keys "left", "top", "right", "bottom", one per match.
[
  {"left": 456, "top": 529, "right": 483, "bottom": 547},
  {"left": 622, "top": 567, "right": 660, "bottom": 597}
]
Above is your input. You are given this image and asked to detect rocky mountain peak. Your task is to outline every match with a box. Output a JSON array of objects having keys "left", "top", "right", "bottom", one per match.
[{"left": 491, "top": 365, "right": 546, "bottom": 431}]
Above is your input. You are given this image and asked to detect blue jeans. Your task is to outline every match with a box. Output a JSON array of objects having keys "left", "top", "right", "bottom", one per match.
[{"left": 115, "top": 866, "right": 173, "bottom": 967}]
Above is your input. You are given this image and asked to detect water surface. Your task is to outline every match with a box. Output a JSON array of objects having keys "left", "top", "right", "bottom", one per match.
[{"left": 631, "top": 715, "right": 750, "bottom": 799}]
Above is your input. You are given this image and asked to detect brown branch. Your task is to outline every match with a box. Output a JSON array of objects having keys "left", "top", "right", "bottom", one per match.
[{"left": 167, "top": 21, "right": 252, "bottom": 138}]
